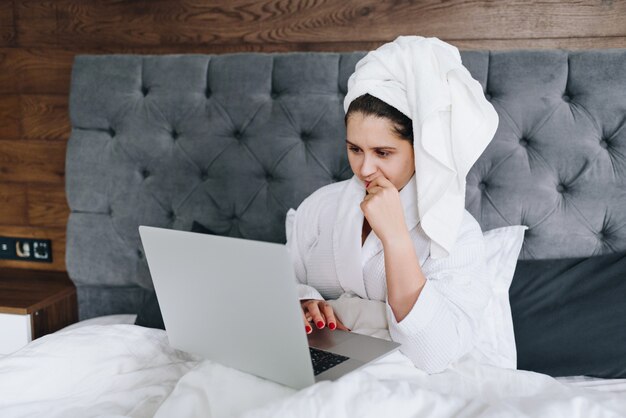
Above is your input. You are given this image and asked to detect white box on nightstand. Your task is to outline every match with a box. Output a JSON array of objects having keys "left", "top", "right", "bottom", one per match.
[
  {"left": 0, "top": 313, "right": 32, "bottom": 354},
  {"left": 0, "top": 269, "right": 78, "bottom": 355}
]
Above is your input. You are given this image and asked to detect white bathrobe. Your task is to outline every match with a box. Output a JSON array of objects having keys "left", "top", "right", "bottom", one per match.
[{"left": 285, "top": 174, "right": 491, "bottom": 373}]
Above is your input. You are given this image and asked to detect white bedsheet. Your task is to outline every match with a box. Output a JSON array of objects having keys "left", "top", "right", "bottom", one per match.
[
  {"left": 0, "top": 325, "right": 198, "bottom": 418},
  {"left": 555, "top": 376, "right": 626, "bottom": 394},
  {"left": 0, "top": 296, "right": 625, "bottom": 418}
]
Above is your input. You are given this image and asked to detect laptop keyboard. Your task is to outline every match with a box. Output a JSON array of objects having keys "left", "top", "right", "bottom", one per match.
[{"left": 309, "top": 347, "right": 350, "bottom": 375}]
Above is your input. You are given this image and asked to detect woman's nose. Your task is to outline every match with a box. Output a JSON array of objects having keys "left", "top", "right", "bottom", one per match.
[{"left": 360, "top": 155, "right": 377, "bottom": 178}]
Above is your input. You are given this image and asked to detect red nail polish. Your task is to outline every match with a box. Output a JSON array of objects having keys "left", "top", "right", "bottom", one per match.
[
  {"left": 305, "top": 325, "right": 312, "bottom": 333},
  {"left": 329, "top": 322, "right": 336, "bottom": 330},
  {"left": 316, "top": 321, "right": 324, "bottom": 329}
]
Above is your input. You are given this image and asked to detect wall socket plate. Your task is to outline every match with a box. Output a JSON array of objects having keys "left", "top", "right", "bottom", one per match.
[{"left": 0, "top": 236, "right": 53, "bottom": 263}]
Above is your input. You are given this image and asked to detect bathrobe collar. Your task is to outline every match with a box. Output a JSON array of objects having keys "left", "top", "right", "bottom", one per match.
[{"left": 333, "top": 174, "right": 419, "bottom": 298}]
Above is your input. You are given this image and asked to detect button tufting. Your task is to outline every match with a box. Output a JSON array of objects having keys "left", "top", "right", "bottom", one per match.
[
  {"left": 556, "top": 184, "right": 566, "bottom": 193},
  {"left": 140, "top": 168, "right": 150, "bottom": 179},
  {"left": 478, "top": 182, "right": 487, "bottom": 191},
  {"left": 205, "top": 86, "right": 212, "bottom": 98},
  {"left": 562, "top": 94, "right": 571, "bottom": 102},
  {"left": 108, "top": 207, "right": 113, "bottom": 216},
  {"left": 171, "top": 130, "right": 179, "bottom": 140},
  {"left": 141, "top": 86, "right": 149, "bottom": 96},
  {"left": 301, "top": 131, "right": 311, "bottom": 140},
  {"left": 271, "top": 91, "right": 279, "bottom": 99},
  {"left": 519, "top": 137, "right": 529, "bottom": 147},
  {"left": 485, "top": 92, "right": 492, "bottom": 100},
  {"left": 200, "top": 170, "right": 209, "bottom": 181},
  {"left": 137, "top": 249, "right": 143, "bottom": 259},
  {"left": 234, "top": 130, "right": 242, "bottom": 140},
  {"left": 266, "top": 173, "right": 273, "bottom": 181},
  {"left": 167, "top": 211, "right": 175, "bottom": 220},
  {"left": 600, "top": 139, "right": 609, "bottom": 149},
  {"left": 108, "top": 127, "right": 116, "bottom": 137}
]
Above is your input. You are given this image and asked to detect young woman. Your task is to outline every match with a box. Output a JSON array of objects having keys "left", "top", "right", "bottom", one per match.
[{"left": 286, "top": 36, "right": 498, "bottom": 373}]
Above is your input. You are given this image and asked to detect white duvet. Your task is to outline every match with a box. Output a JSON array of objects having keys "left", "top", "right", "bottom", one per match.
[{"left": 1, "top": 296, "right": 625, "bottom": 418}]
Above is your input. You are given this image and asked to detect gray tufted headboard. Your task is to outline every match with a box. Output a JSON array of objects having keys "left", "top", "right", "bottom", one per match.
[{"left": 67, "top": 50, "right": 626, "bottom": 320}]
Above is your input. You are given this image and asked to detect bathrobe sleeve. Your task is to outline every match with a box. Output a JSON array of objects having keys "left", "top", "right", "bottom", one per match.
[
  {"left": 285, "top": 207, "right": 325, "bottom": 301},
  {"left": 385, "top": 212, "right": 491, "bottom": 373}
]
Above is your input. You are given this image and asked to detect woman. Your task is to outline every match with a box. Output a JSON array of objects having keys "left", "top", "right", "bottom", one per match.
[{"left": 286, "top": 36, "right": 499, "bottom": 373}]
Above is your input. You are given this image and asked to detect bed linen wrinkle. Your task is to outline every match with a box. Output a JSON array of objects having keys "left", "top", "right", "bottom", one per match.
[
  {"left": 0, "top": 325, "right": 199, "bottom": 418},
  {"left": 1, "top": 300, "right": 626, "bottom": 417},
  {"left": 162, "top": 295, "right": 626, "bottom": 417}
]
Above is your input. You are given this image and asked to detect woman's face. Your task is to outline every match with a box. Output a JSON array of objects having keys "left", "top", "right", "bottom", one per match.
[{"left": 346, "top": 112, "right": 415, "bottom": 191}]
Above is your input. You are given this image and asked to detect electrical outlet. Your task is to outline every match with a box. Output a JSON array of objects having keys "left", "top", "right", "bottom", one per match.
[{"left": 0, "top": 236, "right": 53, "bottom": 263}]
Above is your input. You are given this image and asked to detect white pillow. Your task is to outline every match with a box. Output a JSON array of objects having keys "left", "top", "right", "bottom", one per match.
[
  {"left": 470, "top": 225, "right": 528, "bottom": 369},
  {"left": 285, "top": 208, "right": 296, "bottom": 241}
]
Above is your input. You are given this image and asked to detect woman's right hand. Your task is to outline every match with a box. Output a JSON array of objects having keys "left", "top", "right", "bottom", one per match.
[{"left": 301, "top": 299, "right": 351, "bottom": 334}]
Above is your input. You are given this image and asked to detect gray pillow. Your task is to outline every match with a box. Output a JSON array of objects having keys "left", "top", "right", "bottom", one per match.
[
  {"left": 134, "top": 290, "right": 165, "bottom": 330},
  {"left": 510, "top": 251, "right": 626, "bottom": 378}
]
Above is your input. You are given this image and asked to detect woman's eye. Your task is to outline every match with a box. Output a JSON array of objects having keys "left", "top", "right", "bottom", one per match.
[
  {"left": 348, "top": 147, "right": 361, "bottom": 153},
  {"left": 376, "top": 150, "right": 390, "bottom": 157}
]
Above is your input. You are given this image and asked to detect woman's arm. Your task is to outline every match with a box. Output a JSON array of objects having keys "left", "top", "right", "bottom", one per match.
[
  {"left": 361, "top": 174, "right": 490, "bottom": 373},
  {"left": 360, "top": 173, "right": 427, "bottom": 321},
  {"left": 385, "top": 215, "right": 491, "bottom": 373},
  {"left": 380, "top": 231, "right": 427, "bottom": 322}
]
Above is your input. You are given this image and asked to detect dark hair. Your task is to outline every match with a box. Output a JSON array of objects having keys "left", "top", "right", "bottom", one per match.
[{"left": 345, "top": 94, "right": 413, "bottom": 144}]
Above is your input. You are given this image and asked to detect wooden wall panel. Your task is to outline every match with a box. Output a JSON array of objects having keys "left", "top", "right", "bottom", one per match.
[
  {"left": 1, "top": 94, "right": 69, "bottom": 141},
  {"left": 0, "top": 48, "right": 74, "bottom": 94},
  {"left": 454, "top": 37, "right": 626, "bottom": 51},
  {"left": 0, "top": 140, "right": 66, "bottom": 184},
  {"left": 0, "top": 182, "right": 28, "bottom": 226},
  {"left": 0, "top": 95, "right": 21, "bottom": 138},
  {"left": 0, "top": 50, "right": 16, "bottom": 94},
  {"left": 15, "top": 0, "right": 626, "bottom": 48},
  {"left": 0, "top": 1, "right": 15, "bottom": 46},
  {"left": 26, "top": 185, "right": 69, "bottom": 228},
  {"left": 22, "top": 95, "right": 70, "bottom": 140},
  {"left": 1, "top": 0, "right": 625, "bottom": 273}
]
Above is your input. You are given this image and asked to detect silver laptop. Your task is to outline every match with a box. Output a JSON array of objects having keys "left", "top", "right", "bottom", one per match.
[{"left": 138, "top": 225, "right": 401, "bottom": 390}]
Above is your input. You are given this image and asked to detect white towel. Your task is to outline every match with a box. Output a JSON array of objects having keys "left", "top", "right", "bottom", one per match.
[{"left": 344, "top": 36, "right": 499, "bottom": 259}]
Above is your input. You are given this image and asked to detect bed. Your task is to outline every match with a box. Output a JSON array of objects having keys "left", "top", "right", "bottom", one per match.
[{"left": 0, "top": 47, "right": 625, "bottom": 417}]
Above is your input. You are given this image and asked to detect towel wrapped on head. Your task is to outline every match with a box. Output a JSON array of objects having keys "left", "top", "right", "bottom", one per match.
[{"left": 344, "top": 36, "right": 499, "bottom": 259}]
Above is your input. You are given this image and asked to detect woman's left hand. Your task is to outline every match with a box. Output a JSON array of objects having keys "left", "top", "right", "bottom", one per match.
[{"left": 360, "top": 173, "right": 408, "bottom": 243}]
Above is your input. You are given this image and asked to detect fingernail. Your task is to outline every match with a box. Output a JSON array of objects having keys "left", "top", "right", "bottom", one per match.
[
  {"left": 316, "top": 321, "right": 325, "bottom": 329},
  {"left": 329, "top": 322, "right": 336, "bottom": 330},
  {"left": 305, "top": 325, "right": 312, "bottom": 333}
]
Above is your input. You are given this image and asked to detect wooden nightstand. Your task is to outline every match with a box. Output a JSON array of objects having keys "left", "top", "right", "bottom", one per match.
[{"left": 0, "top": 269, "right": 78, "bottom": 355}]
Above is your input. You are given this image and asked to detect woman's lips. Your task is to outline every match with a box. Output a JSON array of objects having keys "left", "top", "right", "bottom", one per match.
[{"left": 365, "top": 181, "right": 371, "bottom": 188}]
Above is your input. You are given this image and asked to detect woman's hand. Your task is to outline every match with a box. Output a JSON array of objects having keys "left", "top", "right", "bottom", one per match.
[
  {"left": 301, "top": 299, "right": 350, "bottom": 334},
  {"left": 361, "top": 173, "right": 408, "bottom": 244}
]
